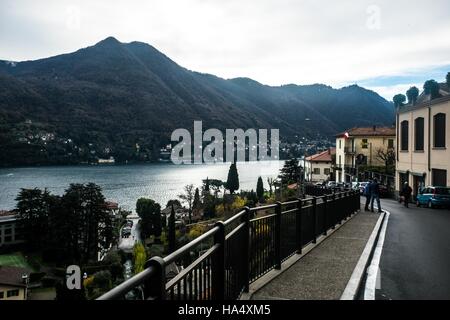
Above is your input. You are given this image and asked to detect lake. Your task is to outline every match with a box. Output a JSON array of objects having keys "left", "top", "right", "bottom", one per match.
[{"left": 0, "top": 161, "right": 285, "bottom": 211}]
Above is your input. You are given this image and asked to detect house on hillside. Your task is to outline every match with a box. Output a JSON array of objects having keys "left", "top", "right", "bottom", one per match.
[
  {"left": 0, "top": 211, "right": 24, "bottom": 248},
  {"left": 304, "top": 148, "right": 335, "bottom": 183},
  {"left": 0, "top": 266, "right": 31, "bottom": 300}
]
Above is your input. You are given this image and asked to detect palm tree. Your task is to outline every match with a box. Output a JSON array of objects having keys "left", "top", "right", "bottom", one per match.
[
  {"left": 393, "top": 94, "right": 406, "bottom": 108},
  {"left": 406, "top": 86, "right": 419, "bottom": 105},
  {"left": 423, "top": 80, "right": 440, "bottom": 99}
]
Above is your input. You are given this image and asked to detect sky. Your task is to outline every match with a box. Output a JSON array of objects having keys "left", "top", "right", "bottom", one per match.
[{"left": 1, "top": 0, "right": 450, "bottom": 101}]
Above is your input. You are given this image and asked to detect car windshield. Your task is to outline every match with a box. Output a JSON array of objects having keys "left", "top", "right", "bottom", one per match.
[{"left": 434, "top": 188, "right": 450, "bottom": 195}]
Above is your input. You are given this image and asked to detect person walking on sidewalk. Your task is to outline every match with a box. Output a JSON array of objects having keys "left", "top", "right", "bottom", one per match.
[
  {"left": 364, "top": 180, "right": 372, "bottom": 211},
  {"left": 402, "top": 181, "right": 413, "bottom": 208},
  {"left": 370, "top": 178, "right": 382, "bottom": 213}
]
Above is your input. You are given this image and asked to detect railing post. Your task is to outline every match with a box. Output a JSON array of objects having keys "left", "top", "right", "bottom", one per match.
[
  {"left": 346, "top": 191, "right": 350, "bottom": 218},
  {"left": 242, "top": 207, "right": 250, "bottom": 293},
  {"left": 356, "top": 190, "right": 361, "bottom": 212},
  {"left": 143, "top": 257, "right": 166, "bottom": 300},
  {"left": 275, "top": 202, "right": 282, "bottom": 270},
  {"left": 296, "top": 198, "right": 303, "bottom": 254},
  {"left": 212, "top": 221, "right": 225, "bottom": 300},
  {"left": 331, "top": 193, "right": 336, "bottom": 229},
  {"left": 312, "top": 197, "right": 317, "bottom": 244},
  {"left": 323, "top": 195, "right": 328, "bottom": 236},
  {"left": 349, "top": 191, "right": 354, "bottom": 217}
]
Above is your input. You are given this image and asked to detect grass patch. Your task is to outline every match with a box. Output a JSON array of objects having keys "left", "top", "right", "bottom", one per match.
[{"left": 0, "top": 252, "right": 34, "bottom": 270}]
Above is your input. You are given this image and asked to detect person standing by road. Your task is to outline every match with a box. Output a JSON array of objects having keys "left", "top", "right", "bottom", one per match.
[
  {"left": 370, "top": 178, "right": 382, "bottom": 213},
  {"left": 401, "top": 181, "right": 413, "bottom": 208},
  {"left": 364, "top": 180, "right": 372, "bottom": 211}
]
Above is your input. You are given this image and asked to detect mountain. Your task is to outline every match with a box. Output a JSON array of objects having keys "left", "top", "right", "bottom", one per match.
[{"left": 0, "top": 37, "right": 395, "bottom": 166}]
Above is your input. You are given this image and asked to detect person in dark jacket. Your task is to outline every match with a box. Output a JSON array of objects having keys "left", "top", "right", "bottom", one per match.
[
  {"left": 370, "top": 178, "right": 382, "bottom": 213},
  {"left": 364, "top": 180, "right": 372, "bottom": 211},
  {"left": 401, "top": 182, "right": 413, "bottom": 208}
]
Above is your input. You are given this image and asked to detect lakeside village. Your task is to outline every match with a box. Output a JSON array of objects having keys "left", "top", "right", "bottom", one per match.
[{"left": 1, "top": 74, "right": 449, "bottom": 300}]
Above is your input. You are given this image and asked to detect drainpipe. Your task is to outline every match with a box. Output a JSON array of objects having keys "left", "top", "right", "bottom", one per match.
[
  {"left": 396, "top": 111, "right": 399, "bottom": 163},
  {"left": 428, "top": 106, "right": 431, "bottom": 183}
]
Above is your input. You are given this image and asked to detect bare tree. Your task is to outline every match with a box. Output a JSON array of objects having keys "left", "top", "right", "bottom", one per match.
[
  {"left": 376, "top": 148, "right": 395, "bottom": 172},
  {"left": 178, "top": 184, "right": 195, "bottom": 223}
]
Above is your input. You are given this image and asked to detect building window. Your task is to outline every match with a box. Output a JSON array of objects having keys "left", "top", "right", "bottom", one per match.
[
  {"left": 401, "top": 120, "right": 409, "bottom": 151},
  {"left": 338, "top": 155, "right": 341, "bottom": 167},
  {"left": 361, "top": 139, "right": 368, "bottom": 149},
  {"left": 339, "top": 140, "right": 342, "bottom": 149},
  {"left": 7, "top": 290, "right": 19, "bottom": 298},
  {"left": 388, "top": 139, "right": 394, "bottom": 149},
  {"left": 434, "top": 113, "right": 446, "bottom": 148},
  {"left": 324, "top": 168, "right": 330, "bottom": 175},
  {"left": 0, "top": 291, "right": 4, "bottom": 299},
  {"left": 313, "top": 168, "right": 320, "bottom": 175},
  {"left": 432, "top": 169, "right": 447, "bottom": 187},
  {"left": 414, "top": 117, "right": 424, "bottom": 151}
]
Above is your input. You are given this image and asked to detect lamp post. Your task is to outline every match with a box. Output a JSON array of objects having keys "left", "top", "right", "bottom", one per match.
[{"left": 21, "top": 274, "right": 29, "bottom": 300}]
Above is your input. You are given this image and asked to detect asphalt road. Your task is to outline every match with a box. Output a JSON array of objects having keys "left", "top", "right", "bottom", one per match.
[{"left": 374, "top": 198, "right": 450, "bottom": 300}]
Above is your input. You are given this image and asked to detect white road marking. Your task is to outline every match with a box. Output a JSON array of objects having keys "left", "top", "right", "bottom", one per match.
[{"left": 364, "top": 210, "right": 390, "bottom": 300}]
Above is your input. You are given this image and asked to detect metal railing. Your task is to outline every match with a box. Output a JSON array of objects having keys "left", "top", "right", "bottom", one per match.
[{"left": 98, "top": 190, "right": 360, "bottom": 300}]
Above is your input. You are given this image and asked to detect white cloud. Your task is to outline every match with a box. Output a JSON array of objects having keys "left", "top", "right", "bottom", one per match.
[{"left": 0, "top": 0, "right": 449, "bottom": 98}]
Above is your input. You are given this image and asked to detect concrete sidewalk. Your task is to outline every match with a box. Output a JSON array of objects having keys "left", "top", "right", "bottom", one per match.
[{"left": 250, "top": 212, "right": 380, "bottom": 300}]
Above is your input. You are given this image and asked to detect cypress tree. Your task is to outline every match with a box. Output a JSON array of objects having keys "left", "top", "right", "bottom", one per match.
[
  {"left": 226, "top": 163, "right": 240, "bottom": 194},
  {"left": 168, "top": 204, "right": 176, "bottom": 253},
  {"left": 193, "top": 188, "right": 201, "bottom": 210},
  {"left": 256, "top": 177, "right": 264, "bottom": 202}
]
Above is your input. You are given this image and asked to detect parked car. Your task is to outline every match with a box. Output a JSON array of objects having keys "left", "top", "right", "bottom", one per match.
[
  {"left": 358, "top": 182, "right": 369, "bottom": 195},
  {"left": 416, "top": 186, "right": 450, "bottom": 208},
  {"left": 327, "top": 181, "right": 337, "bottom": 188},
  {"left": 378, "top": 184, "right": 389, "bottom": 198}
]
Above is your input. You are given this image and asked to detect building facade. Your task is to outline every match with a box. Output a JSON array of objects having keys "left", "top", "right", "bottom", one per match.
[
  {"left": 0, "top": 211, "right": 24, "bottom": 249},
  {"left": 304, "top": 148, "right": 335, "bottom": 183},
  {"left": 335, "top": 127, "right": 396, "bottom": 183},
  {"left": 396, "top": 87, "right": 450, "bottom": 197},
  {"left": 0, "top": 266, "right": 30, "bottom": 300}
]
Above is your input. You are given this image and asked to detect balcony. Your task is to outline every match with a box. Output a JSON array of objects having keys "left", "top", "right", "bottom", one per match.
[{"left": 344, "top": 147, "right": 356, "bottom": 155}]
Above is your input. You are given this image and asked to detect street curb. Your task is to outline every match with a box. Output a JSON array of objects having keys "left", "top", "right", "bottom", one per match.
[
  {"left": 340, "top": 210, "right": 386, "bottom": 300},
  {"left": 364, "top": 210, "right": 390, "bottom": 300},
  {"left": 240, "top": 210, "right": 359, "bottom": 300}
]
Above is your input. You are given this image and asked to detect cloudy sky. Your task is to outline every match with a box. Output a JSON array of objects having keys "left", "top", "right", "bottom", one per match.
[{"left": 1, "top": 0, "right": 449, "bottom": 100}]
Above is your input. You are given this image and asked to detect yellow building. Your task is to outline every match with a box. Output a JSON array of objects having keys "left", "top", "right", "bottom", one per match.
[
  {"left": 396, "top": 84, "right": 450, "bottom": 197},
  {"left": 335, "top": 126, "right": 395, "bottom": 183},
  {"left": 0, "top": 266, "right": 30, "bottom": 300}
]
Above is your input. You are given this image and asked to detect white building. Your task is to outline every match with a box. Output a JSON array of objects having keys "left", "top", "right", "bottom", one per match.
[{"left": 304, "top": 148, "right": 335, "bottom": 183}]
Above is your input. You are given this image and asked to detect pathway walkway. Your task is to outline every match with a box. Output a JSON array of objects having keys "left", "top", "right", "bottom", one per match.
[{"left": 250, "top": 211, "right": 380, "bottom": 300}]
